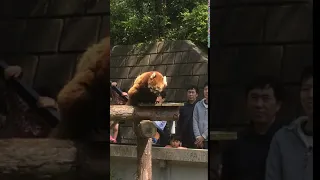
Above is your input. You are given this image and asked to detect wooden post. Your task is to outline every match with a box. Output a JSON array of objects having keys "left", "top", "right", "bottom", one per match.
[
  {"left": 110, "top": 104, "right": 182, "bottom": 122},
  {"left": 110, "top": 103, "right": 184, "bottom": 180},
  {"left": 0, "top": 139, "right": 109, "bottom": 180},
  {"left": 134, "top": 120, "right": 156, "bottom": 180}
]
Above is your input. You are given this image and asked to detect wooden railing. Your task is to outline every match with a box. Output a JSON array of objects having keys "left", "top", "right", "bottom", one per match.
[
  {"left": 0, "top": 60, "right": 60, "bottom": 127},
  {"left": 110, "top": 103, "right": 182, "bottom": 180}
]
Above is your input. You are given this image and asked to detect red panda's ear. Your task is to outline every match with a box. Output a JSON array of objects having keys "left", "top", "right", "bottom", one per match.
[
  {"left": 150, "top": 72, "right": 156, "bottom": 79},
  {"left": 163, "top": 76, "right": 167, "bottom": 86}
]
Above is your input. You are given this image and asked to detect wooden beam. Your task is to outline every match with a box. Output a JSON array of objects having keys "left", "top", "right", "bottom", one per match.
[
  {"left": 134, "top": 120, "right": 153, "bottom": 180},
  {"left": 110, "top": 104, "right": 182, "bottom": 121},
  {"left": 0, "top": 139, "right": 109, "bottom": 180},
  {"left": 135, "top": 120, "right": 157, "bottom": 138},
  {"left": 210, "top": 131, "right": 237, "bottom": 140}
]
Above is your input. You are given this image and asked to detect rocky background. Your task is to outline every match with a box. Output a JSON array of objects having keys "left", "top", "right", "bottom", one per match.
[
  {"left": 110, "top": 40, "right": 208, "bottom": 102},
  {"left": 211, "top": 0, "right": 313, "bottom": 128},
  {"left": 0, "top": 0, "right": 109, "bottom": 98}
]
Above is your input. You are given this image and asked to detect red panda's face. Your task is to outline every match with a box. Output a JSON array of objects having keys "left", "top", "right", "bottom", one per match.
[{"left": 147, "top": 72, "right": 167, "bottom": 94}]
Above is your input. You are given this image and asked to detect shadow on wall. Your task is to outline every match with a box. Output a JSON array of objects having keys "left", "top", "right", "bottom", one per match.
[
  {"left": 110, "top": 40, "right": 208, "bottom": 102},
  {"left": 0, "top": 0, "right": 109, "bottom": 99}
]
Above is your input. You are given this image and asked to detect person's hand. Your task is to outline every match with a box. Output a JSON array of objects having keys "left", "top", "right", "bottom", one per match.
[
  {"left": 37, "top": 96, "right": 57, "bottom": 109},
  {"left": 111, "top": 82, "right": 117, "bottom": 86},
  {"left": 122, "top": 92, "right": 129, "bottom": 98},
  {"left": 195, "top": 136, "right": 205, "bottom": 148},
  {"left": 4, "top": 66, "right": 22, "bottom": 80}
]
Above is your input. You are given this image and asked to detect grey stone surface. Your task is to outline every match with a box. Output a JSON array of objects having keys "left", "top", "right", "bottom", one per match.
[
  {"left": 235, "top": 46, "right": 283, "bottom": 84},
  {"left": 162, "top": 53, "right": 175, "bottom": 64},
  {"left": 210, "top": 10, "right": 224, "bottom": 45},
  {"left": 170, "top": 40, "right": 193, "bottom": 52},
  {"left": 2, "top": 55, "right": 39, "bottom": 86},
  {"left": 179, "top": 64, "right": 194, "bottom": 76},
  {"left": 100, "top": 15, "right": 109, "bottom": 39},
  {"left": 128, "top": 67, "right": 141, "bottom": 79},
  {"left": 139, "top": 66, "right": 155, "bottom": 74},
  {"left": 110, "top": 56, "right": 127, "bottom": 67},
  {"left": 221, "top": 7, "right": 267, "bottom": 44},
  {"left": 174, "top": 52, "right": 189, "bottom": 64},
  {"left": 60, "top": 17, "right": 100, "bottom": 51},
  {"left": 166, "top": 65, "right": 180, "bottom": 76},
  {"left": 110, "top": 144, "right": 208, "bottom": 163},
  {"left": 211, "top": 0, "right": 313, "bottom": 126},
  {"left": 154, "top": 65, "right": 167, "bottom": 75},
  {"left": 47, "top": 0, "right": 86, "bottom": 15},
  {"left": 120, "top": 79, "right": 134, "bottom": 90},
  {"left": 135, "top": 55, "right": 150, "bottom": 66},
  {"left": 22, "top": 19, "right": 63, "bottom": 52},
  {"left": 149, "top": 54, "right": 163, "bottom": 65},
  {"left": 133, "top": 42, "right": 158, "bottom": 55},
  {"left": 282, "top": 45, "right": 313, "bottom": 83},
  {"left": 112, "top": 45, "right": 135, "bottom": 56},
  {"left": 1, "top": 0, "right": 48, "bottom": 17},
  {"left": 188, "top": 49, "right": 208, "bottom": 63},
  {"left": 157, "top": 41, "right": 173, "bottom": 53},
  {"left": 265, "top": 4, "right": 313, "bottom": 42},
  {"left": 198, "top": 75, "right": 208, "bottom": 88},
  {"left": 211, "top": 0, "right": 226, "bottom": 7},
  {"left": 210, "top": 47, "right": 238, "bottom": 85},
  {"left": 174, "top": 89, "right": 187, "bottom": 102},
  {"left": 110, "top": 40, "right": 207, "bottom": 103},
  {"left": 277, "top": 86, "right": 301, "bottom": 124},
  {"left": 193, "top": 63, "right": 208, "bottom": 75},
  {"left": 86, "top": 0, "right": 110, "bottom": 14},
  {"left": 0, "top": 20, "right": 25, "bottom": 52},
  {"left": 110, "top": 67, "right": 131, "bottom": 79},
  {"left": 33, "top": 54, "right": 78, "bottom": 97},
  {"left": 165, "top": 89, "right": 177, "bottom": 102},
  {"left": 211, "top": 87, "right": 247, "bottom": 125}
]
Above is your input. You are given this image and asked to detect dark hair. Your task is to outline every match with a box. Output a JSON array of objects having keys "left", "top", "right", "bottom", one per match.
[
  {"left": 300, "top": 65, "right": 313, "bottom": 85},
  {"left": 245, "top": 76, "right": 284, "bottom": 102},
  {"left": 204, "top": 82, "right": 208, "bottom": 88},
  {"left": 159, "top": 91, "right": 167, "bottom": 99},
  {"left": 186, "top": 85, "right": 199, "bottom": 94}
]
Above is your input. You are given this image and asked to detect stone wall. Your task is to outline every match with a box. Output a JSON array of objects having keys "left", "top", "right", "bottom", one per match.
[
  {"left": 211, "top": 0, "right": 313, "bottom": 128},
  {"left": 110, "top": 41, "right": 208, "bottom": 143},
  {"left": 0, "top": 0, "right": 109, "bottom": 98},
  {"left": 110, "top": 40, "right": 208, "bottom": 102}
]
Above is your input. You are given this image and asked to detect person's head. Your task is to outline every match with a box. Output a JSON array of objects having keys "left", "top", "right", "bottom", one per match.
[
  {"left": 156, "top": 91, "right": 166, "bottom": 104},
  {"left": 245, "top": 76, "right": 284, "bottom": 124},
  {"left": 300, "top": 66, "right": 313, "bottom": 119},
  {"left": 169, "top": 136, "right": 181, "bottom": 148},
  {"left": 203, "top": 82, "right": 208, "bottom": 100},
  {"left": 186, "top": 85, "right": 199, "bottom": 102}
]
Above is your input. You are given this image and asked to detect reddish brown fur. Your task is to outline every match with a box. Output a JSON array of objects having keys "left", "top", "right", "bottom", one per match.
[
  {"left": 126, "top": 71, "right": 167, "bottom": 106},
  {"left": 50, "top": 37, "right": 110, "bottom": 139}
]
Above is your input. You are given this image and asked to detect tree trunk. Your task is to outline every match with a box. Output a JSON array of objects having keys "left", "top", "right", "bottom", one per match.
[{"left": 0, "top": 139, "right": 109, "bottom": 180}]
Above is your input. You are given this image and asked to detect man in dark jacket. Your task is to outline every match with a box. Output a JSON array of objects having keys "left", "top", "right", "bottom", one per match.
[
  {"left": 176, "top": 85, "right": 199, "bottom": 148},
  {"left": 221, "top": 76, "right": 285, "bottom": 180}
]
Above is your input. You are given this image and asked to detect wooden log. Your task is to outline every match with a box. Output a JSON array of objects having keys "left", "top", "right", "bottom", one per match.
[
  {"left": 136, "top": 120, "right": 157, "bottom": 138},
  {"left": 110, "top": 104, "right": 181, "bottom": 122},
  {"left": 210, "top": 131, "right": 238, "bottom": 140},
  {"left": 0, "top": 139, "right": 109, "bottom": 180},
  {"left": 135, "top": 121, "right": 153, "bottom": 180}
]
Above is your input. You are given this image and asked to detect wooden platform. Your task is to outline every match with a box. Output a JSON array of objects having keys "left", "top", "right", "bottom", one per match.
[{"left": 210, "top": 131, "right": 237, "bottom": 140}]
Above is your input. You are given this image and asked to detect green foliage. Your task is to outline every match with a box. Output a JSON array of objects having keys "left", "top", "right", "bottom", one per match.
[{"left": 110, "top": 0, "right": 208, "bottom": 48}]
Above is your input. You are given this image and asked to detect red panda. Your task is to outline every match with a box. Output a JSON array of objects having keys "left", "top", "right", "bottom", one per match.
[
  {"left": 126, "top": 71, "right": 167, "bottom": 106},
  {"left": 50, "top": 37, "right": 110, "bottom": 140}
]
